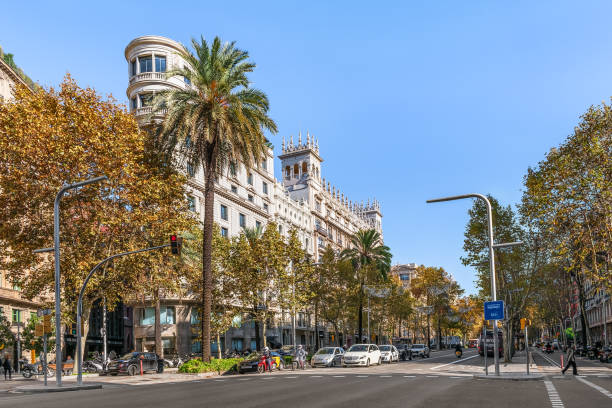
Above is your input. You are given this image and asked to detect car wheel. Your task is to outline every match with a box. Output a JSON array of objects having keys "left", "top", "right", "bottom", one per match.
[
  {"left": 378, "top": 357, "right": 382, "bottom": 365},
  {"left": 110, "top": 372, "right": 118, "bottom": 376},
  {"left": 366, "top": 358, "right": 370, "bottom": 367},
  {"left": 22, "top": 368, "right": 32, "bottom": 379},
  {"left": 128, "top": 365, "right": 137, "bottom": 376},
  {"left": 157, "top": 364, "right": 164, "bottom": 374},
  {"left": 278, "top": 361, "right": 284, "bottom": 371}
]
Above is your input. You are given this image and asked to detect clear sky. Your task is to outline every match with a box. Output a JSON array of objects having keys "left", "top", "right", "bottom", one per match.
[{"left": 3, "top": 1, "right": 611, "bottom": 294}]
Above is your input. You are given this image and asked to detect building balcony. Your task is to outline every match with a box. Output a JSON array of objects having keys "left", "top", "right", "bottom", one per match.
[
  {"left": 129, "top": 72, "right": 166, "bottom": 84},
  {"left": 133, "top": 106, "right": 167, "bottom": 117},
  {"left": 315, "top": 225, "right": 327, "bottom": 235}
]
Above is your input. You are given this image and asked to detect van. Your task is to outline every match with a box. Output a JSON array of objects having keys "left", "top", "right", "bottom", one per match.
[{"left": 478, "top": 330, "right": 503, "bottom": 357}]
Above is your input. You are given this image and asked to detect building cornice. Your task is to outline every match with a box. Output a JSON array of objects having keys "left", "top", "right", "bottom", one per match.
[
  {"left": 0, "top": 58, "right": 31, "bottom": 92},
  {"left": 124, "top": 36, "right": 185, "bottom": 60}
]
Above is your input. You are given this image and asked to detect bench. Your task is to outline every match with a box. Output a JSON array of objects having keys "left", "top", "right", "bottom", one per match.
[{"left": 48, "top": 362, "right": 74, "bottom": 375}]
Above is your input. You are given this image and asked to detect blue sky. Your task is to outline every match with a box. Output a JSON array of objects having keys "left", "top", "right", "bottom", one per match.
[{"left": 3, "top": 1, "right": 611, "bottom": 294}]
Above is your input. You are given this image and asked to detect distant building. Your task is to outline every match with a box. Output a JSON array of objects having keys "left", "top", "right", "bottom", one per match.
[
  {"left": 0, "top": 53, "right": 29, "bottom": 102},
  {"left": 390, "top": 263, "right": 418, "bottom": 290}
]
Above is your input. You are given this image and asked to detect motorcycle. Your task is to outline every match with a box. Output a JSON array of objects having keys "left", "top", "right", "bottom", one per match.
[
  {"left": 598, "top": 346, "right": 611, "bottom": 363},
  {"left": 587, "top": 346, "right": 596, "bottom": 360},
  {"left": 545, "top": 343, "right": 553, "bottom": 354},
  {"left": 455, "top": 349, "right": 463, "bottom": 359},
  {"left": 257, "top": 355, "right": 273, "bottom": 374},
  {"left": 21, "top": 361, "right": 53, "bottom": 378}
]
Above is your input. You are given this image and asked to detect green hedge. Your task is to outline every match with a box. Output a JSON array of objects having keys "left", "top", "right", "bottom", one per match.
[{"left": 178, "top": 358, "right": 243, "bottom": 374}]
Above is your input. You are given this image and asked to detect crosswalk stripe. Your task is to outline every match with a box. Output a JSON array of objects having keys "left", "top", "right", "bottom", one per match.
[
  {"left": 544, "top": 380, "right": 565, "bottom": 408},
  {"left": 576, "top": 376, "right": 612, "bottom": 399}
]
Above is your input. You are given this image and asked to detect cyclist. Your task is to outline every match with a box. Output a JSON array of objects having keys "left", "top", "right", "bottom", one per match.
[{"left": 296, "top": 345, "right": 306, "bottom": 369}]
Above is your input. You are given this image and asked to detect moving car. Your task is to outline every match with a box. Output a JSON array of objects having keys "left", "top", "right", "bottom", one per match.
[
  {"left": 342, "top": 344, "right": 382, "bottom": 367},
  {"left": 311, "top": 347, "right": 344, "bottom": 367},
  {"left": 106, "top": 352, "right": 163, "bottom": 376},
  {"left": 396, "top": 344, "right": 412, "bottom": 360},
  {"left": 467, "top": 339, "right": 479, "bottom": 348},
  {"left": 478, "top": 330, "right": 503, "bottom": 357},
  {"left": 410, "top": 344, "right": 430, "bottom": 358},
  {"left": 379, "top": 345, "right": 400, "bottom": 363},
  {"left": 238, "top": 351, "right": 284, "bottom": 373}
]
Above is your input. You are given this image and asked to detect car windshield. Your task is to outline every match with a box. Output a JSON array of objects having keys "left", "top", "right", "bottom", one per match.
[
  {"left": 379, "top": 346, "right": 392, "bottom": 351},
  {"left": 412, "top": 345, "right": 424, "bottom": 349},
  {"left": 119, "top": 353, "right": 137, "bottom": 360},
  {"left": 316, "top": 348, "right": 335, "bottom": 355},
  {"left": 245, "top": 352, "right": 259, "bottom": 359},
  {"left": 348, "top": 345, "right": 368, "bottom": 352}
]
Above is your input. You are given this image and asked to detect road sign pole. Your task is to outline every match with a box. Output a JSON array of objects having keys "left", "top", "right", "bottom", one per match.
[
  {"left": 43, "top": 334, "right": 48, "bottom": 386},
  {"left": 483, "top": 324, "right": 488, "bottom": 376},
  {"left": 525, "top": 326, "right": 529, "bottom": 375}
]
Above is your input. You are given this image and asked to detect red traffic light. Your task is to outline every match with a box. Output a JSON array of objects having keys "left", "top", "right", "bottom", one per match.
[{"left": 170, "top": 235, "right": 181, "bottom": 255}]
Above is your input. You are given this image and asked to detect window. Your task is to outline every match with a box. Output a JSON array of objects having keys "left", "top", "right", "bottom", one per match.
[
  {"left": 278, "top": 225, "right": 283, "bottom": 234},
  {"left": 231, "top": 185, "right": 238, "bottom": 194},
  {"left": 187, "top": 196, "right": 196, "bottom": 212},
  {"left": 262, "top": 182, "right": 268, "bottom": 195},
  {"left": 220, "top": 204, "right": 228, "bottom": 220},
  {"left": 191, "top": 341, "right": 201, "bottom": 353},
  {"left": 139, "top": 93, "right": 152, "bottom": 107},
  {"left": 302, "top": 162, "right": 308, "bottom": 174},
  {"left": 248, "top": 194, "right": 254, "bottom": 203},
  {"left": 221, "top": 227, "right": 228, "bottom": 238},
  {"left": 12, "top": 309, "right": 21, "bottom": 323},
  {"left": 262, "top": 160, "right": 267, "bottom": 170},
  {"left": 305, "top": 238, "right": 309, "bottom": 249},
  {"left": 130, "top": 59, "right": 137, "bottom": 76},
  {"left": 247, "top": 173, "right": 253, "bottom": 185},
  {"left": 400, "top": 274, "right": 410, "bottom": 281},
  {"left": 229, "top": 162, "right": 237, "bottom": 176},
  {"left": 191, "top": 309, "right": 200, "bottom": 324},
  {"left": 293, "top": 163, "right": 299, "bottom": 177},
  {"left": 255, "top": 221, "right": 262, "bottom": 230},
  {"left": 263, "top": 203, "right": 268, "bottom": 212},
  {"left": 155, "top": 55, "right": 166, "bottom": 72},
  {"left": 139, "top": 56, "right": 153, "bottom": 73},
  {"left": 131, "top": 97, "right": 137, "bottom": 110},
  {"left": 187, "top": 163, "right": 195, "bottom": 177},
  {"left": 239, "top": 213, "right": 246, "bottom": 228},
  {"left": 139, "top": 307, "right": 175, "bottom": 325},
  {"left": 285, "top": 166, "right": 290, "bottom": 179}
]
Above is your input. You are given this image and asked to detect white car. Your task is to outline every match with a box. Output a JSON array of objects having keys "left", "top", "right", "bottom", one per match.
[
  {"left": 379, "top": 345, "right": 399, "bottom": 363},
  {"left": 342, "top": 344, "right": 382, "bottom": 367}
]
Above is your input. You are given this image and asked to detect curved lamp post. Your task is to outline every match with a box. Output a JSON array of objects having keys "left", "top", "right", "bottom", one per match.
[{"left": 427, "top": 193, "right": 522, "bottom": 376}]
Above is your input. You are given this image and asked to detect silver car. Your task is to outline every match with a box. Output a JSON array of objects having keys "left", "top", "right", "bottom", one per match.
[
  {"left": 410, "top": 344, "right": 430, "bottom": 358},
  {"left": 311, "top": 347, "right": 344, "bottom": 367}
]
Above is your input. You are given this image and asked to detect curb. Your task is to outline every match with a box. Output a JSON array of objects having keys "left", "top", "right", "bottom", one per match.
[
  {"left": 14, "top": 384, "right": 103, "bottom": 393},
  {"left": 473, "top": 374, "right": 544, "bottom": 381}
]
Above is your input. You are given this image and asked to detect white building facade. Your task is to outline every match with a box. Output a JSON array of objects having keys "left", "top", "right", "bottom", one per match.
[{"left": 125, "top": 36, "right": 383, "bottom": 354}]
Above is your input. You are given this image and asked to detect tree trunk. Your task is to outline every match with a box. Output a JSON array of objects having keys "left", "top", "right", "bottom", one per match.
[
  {"left": 262, "top": 317, "right": 267, "bottom": 349},
  {"left": 358, "top": 282, "right": 363, "bottom": 342},
  {"left": 217, "top": 333, "right": 222, "bottom": 359},
  {"left": 201, "top": 148, "right": 217, "bottom": 362},
  {"left": 79, "top": 307, "right": 91, "bottom": 364},
  {"left": 155, "top": 291, "right": 162, "bottom": 357},
  {"left": 437, "top": 314, "right": 441, "bottom": 350},
  {"left": 314, "top": 301, "right": 319, "bottom": 350},
  {"left": 253, "top": 308, "right": 261, "bottom": 351}
]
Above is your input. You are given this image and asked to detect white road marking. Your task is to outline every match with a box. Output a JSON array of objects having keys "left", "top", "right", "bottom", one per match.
[
  {"left": 285, "top": 376, "right": 297, "bottom": 378},
  {"left": 403, "top": 375, "right": 415, "bottom": 378},
  {"left": 214, "top": 379, "right": 225, "bottom": 382},
  {"left": 310, "top": 375, "right": 323, "bottom": 378},
  {"left": 431, "top": 354, "right": 479, "bottom": 370},
  {"left": 380, "top": 375, "right": 392, "bottom": 378},
  {"left": 450, "top": 376, "right": 463, "bottom": 379},
  {"left": 237, "top": 378, "right": 250, "bottom": 381},
  {"left": 576, "top": 376, "right": 612, "bottom": 399},
  {"left": 426, "top": 375, "right": 438, "bottom": 378},
  {"left": 544, "top": 380, "right": 565, "bottom": 408},
  {"left": 333, "top": 375, "right": 345, "bottom": 378},
  {"left": 356, "top": 375, "right": 368, "bottom": 378}
]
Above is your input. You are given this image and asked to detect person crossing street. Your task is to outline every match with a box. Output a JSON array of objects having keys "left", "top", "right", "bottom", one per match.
[{"left": 561, "top": 344, "right": 578, "bottom": 375}]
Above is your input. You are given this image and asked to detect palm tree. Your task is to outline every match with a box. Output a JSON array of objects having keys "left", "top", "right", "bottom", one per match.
[
  {"left": 341, "top": 229, "right": 392, "bottom": 343},
  {"left": 154, "top": 36, "right": 277, "bottom": 361}
]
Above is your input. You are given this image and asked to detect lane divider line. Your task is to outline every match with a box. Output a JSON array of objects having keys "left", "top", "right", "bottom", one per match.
[
  {"left": 403, "top": 375, "right": 415, "bottom": 378},
  {"left": 544, "top": 380, "right": 565, "bottom": 408},
  {"left": 576, "top": 376, "right": 612, "bottom": 399},
  {"left": 431, "top": 354, "right": 479, "bottom": 370}
]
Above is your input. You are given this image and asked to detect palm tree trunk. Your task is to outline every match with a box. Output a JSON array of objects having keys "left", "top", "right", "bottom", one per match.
[
  {"left": 358, "top": 281, "right": 364, "bottom": 342},
  {"left": 314, "top": 300, "right": 319, "bottom": 350},
  {"left": 201, "top": 148, "right": 217, "bottom": 362}
]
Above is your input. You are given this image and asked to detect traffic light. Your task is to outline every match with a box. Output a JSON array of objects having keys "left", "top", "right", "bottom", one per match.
[
  {"left": 520, "top": 318, "right": 531, "bottom": 330},
  {"left": 170, "top": 234, "right": 182, "bottom": 255},
  {"left": 71, "top": 323, "right": 77, "bottom": 336}
]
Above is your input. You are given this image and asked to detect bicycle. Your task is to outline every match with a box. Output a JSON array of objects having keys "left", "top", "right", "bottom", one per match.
[{"left": 291, "top": 359, "right": 310, "bottom": 371}]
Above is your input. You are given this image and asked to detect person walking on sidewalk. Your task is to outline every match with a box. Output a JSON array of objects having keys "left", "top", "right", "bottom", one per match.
[
  {"left": 561, "top": 344, "right": 578, "bottom": 375},
  {"left": 2, "top": 354, "right": 11, "bottom": 380}
]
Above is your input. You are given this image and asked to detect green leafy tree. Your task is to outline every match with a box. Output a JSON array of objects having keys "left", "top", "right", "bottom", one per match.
[
  {"left": 0, "top": 314, "right": 14, "bottom": 352},
  {"left": 153, "top": 36, "right": 277, "bottom": 361},
  {"left": 341, "top": 229, "right": 392, "bottom": 342}
]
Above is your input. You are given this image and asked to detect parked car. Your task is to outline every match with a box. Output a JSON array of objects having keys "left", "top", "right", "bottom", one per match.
[
  {"left": 478, "top": 330, "right": 503, "bottom": 357},
  {"left": 396, "top": 344, "right": 412, "bottom": 360},
  {"left": 379, "top": 345, "right": 399, "bottom": 363},
  {"left": 238, "top": 351, "right": 284, "bottom": 373},
  {"left": 342, "top": 344, "right": 382, "bottom": 367},
  {"left": 311, "top": 347, "right": 344, "bottom": 367},
  {"left": 467, "top": 339, "right": 479, "bottom": 348},
  {"left": 410, "top": 344, "right": 430, "bottom": 358},
  {"left": 106, "top": 352, "right": 163, "bottom": 376}
]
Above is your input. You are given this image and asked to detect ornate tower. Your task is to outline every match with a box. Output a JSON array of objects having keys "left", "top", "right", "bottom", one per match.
[{"left": 278, "top": 131, "right": 323, "bottom": 203}]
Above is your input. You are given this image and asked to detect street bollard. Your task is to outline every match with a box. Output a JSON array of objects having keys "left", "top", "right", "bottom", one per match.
[
  {"left": 140, "top": 357, "right": 143, "bottom": 375},
  {"left": 561, "top": 355, "right": 564, "bottom": 368}
]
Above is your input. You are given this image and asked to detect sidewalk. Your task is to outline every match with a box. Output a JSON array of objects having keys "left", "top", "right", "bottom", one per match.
[
  {"left": 475, "top": 350, "right": 543, "bottom": 380},
  {"left": 0, "top": 368, "right": 222, "bottom": 394}
]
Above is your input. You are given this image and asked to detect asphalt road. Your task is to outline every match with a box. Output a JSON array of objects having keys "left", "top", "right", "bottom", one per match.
[{"left": 1, "top": 349, "right": 610, "bottom": 408}]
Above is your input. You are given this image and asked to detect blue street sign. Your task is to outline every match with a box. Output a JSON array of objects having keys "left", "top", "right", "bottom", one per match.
[{"left": 484, "top": 300, "right": 505, "bottom": 320}]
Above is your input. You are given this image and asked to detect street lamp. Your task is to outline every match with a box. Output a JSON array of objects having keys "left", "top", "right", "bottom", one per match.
[
  {"left": 53, "top": 175, "right": 107, "bottom": 386},
  {"left": 427, "top": 193, "right": 522, "bottom": 376}
]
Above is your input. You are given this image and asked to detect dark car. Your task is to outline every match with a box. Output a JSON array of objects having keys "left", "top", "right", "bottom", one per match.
[
  {"left": 238, "top": 351, "right": 283, "bottom": 373},
  {"left": 107, "top": 352, "right": 164, "bottom": 376},
  {"left": 478, "top": 330, "right": 503, "bottom": 357}
]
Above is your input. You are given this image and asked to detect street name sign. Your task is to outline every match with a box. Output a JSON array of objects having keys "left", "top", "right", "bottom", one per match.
[{"left": 484, "top": 300, "right": 504, "bottom": 320}]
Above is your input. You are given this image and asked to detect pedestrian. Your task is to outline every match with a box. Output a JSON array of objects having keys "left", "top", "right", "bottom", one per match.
[
  {"left": 296, "top": 345, "right": 306, "bottom": 369},
  {"left": 2, "top": 354, "right": 11, "bottom": 380},
  {"left": 561, "top": 344, "right": 578, "bottom": 375}
]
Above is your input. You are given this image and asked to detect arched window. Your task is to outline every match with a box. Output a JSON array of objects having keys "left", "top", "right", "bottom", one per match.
[
  {"left": 293, "top": 163, "right": 299, "bottom": 178},
  {"left": 302, "top": 162, "right": 308, "bottom": 174},
  {"left": 285, "top": 166, "right": 290, "bottom": 179}
]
